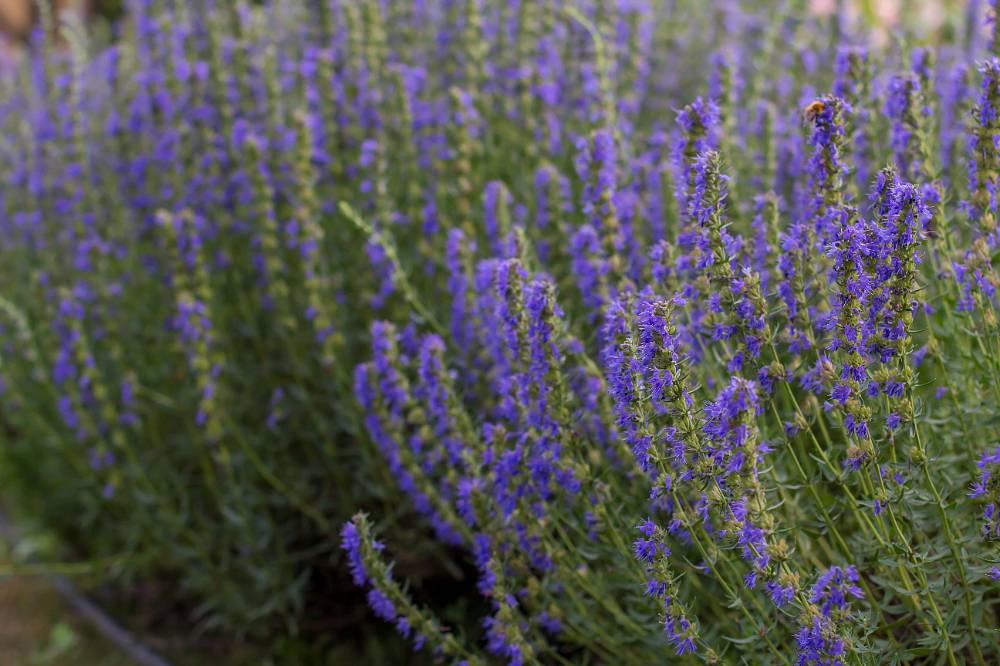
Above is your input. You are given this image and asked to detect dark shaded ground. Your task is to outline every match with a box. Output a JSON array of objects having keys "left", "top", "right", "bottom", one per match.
[{"left": 0, "top": 568, "right": 135, "bottom": 666}]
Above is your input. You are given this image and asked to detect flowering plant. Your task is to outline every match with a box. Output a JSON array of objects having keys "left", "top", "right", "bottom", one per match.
[{"left": 1, "top": 0, "right": 1000, "bottom": 663}]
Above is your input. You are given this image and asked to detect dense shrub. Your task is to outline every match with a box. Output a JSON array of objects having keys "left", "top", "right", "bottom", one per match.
[
  {"left": 3, "top": 0, "right": 1000, "bottom": 663},
  {"left": 0, "top": 0, "right": 415, "bottom": 641}
]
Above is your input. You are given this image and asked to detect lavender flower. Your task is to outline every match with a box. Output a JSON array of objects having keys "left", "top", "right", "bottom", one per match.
[
  {"left": 970, "top": 58, "right": 1000, "bottom": 232},
  {"left": 971, "top": 446, "right": 1000, "bottom": 539},
  {"left": 341, "top": 515, "right": 482, "bottom": 663},
  {"left": 884, "top": 71, "right": 929, "bottom": 181},
  {"left": 796, "top": 565, "right": 863, "bottom": 665}
]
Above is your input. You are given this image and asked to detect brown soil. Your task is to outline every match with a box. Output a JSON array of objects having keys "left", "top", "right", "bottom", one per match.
[{"left": 0, "top": 571, "right": 135, "bottom": 666}]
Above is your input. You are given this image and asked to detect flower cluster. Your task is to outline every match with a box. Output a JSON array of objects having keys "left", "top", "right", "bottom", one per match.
[
  {"left": 796, "top": 565, "right": 863, "bottom": 666},
  {"left": 971, "top": 446, "right": 1000, "bottom": 539}
]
